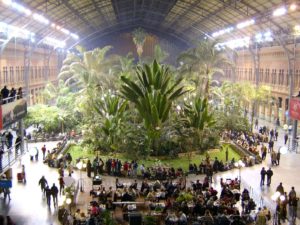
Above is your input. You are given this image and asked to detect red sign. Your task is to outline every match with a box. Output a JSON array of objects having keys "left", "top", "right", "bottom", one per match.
[
  {"left": 290, "top": 98, "right": 300, "bottom": 120},
  {"left": 0, "top": 105, "right": 2, "bottom": 130}
]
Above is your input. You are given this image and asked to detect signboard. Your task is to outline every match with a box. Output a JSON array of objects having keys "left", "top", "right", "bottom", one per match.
[
  {"left": 0, "top": 99, "right": 27, "bottom": 129},
  {"left": 0, "top": 106, "right": 2, "bottom": 130},
  {"left": 289, "top": 98, "right": 300, "bottom": 120},
  {"left": 0, "top": 180, "right": 12, "bottom": 188}
]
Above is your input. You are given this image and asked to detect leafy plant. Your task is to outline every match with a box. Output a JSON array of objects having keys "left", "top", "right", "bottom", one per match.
[
  {"left": 121, "top": 60, "right": 188, "bottom": 155},
  {"left": 176, "top": 192, "right": 194, "bottom": 203},
  {"left": 132, "top": 28, "right": 147, "bottom": 60}
]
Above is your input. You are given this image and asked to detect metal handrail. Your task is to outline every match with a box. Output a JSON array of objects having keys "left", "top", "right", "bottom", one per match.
[{"left": 0, "top": 141, "right": 27, "bottom": 175}]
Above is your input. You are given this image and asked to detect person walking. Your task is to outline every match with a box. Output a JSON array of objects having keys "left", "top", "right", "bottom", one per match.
[
  {"left": 284, "top": 133, "right": 288, "bottom": 145},
  {"left": 266, "top": 168, "right": 273, "bottom": 186},
  {"left": 38, "top": 176, "right": 48, "bottom": 193},
  {"left": 275, "top": 130, "right": 279, "bottom": 141},
  {"left": 45, "top": 185, "right": 51, "bottom": 207},
  {"left": 261, "top": 144, "right": 267, "bottom": 160},
  {"left": 260, "top": 167, "right": 266, "bottom": 186},
  {"left": 0, "top": 148, "right": 3, "bottom": 172},
  {"left": 268, "top": 140, "right": 274, "bottom": 153},
  {"left": 41, "top": 145, "right": 46, "bottom": 160},
  {"left": 288, "top": 187, "right": 298, "bottom": 222},
  {"left": 58, "top": 176, "right": 65, "bottom": 195},
  {"left": 86, "top": 160, "right": 92, "bottom": 178},
  {"left": 276, "top": 182, "right": 285, "bottom": 195},
  {"left": 21, "top": 165, "right": 26, "bottom": 183},
  {"left": 51, "top": 183, "right": 59, "bottom": 207},
  {"left": 255, "top": 118, "right": 259, "bottom": 129},
  {"left": 277, "top": 150, "right": 281, "bottom": 166},
  {"left": 6, "top": 132, "right": 13, "bottom": 149}
]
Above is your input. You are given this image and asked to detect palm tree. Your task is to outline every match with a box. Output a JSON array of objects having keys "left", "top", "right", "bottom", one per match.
[
  {"left": 182, "top": 97, "right": 215, "bottom": 151},
  {"left": 92, "top": 94, "right": 128, "bottom": 151},
  {"left": 178, "top": 39, "right": 233, "bottom": 97},
  {"left": 121, "top": 60, "right": 187, "bottom": 155},
  {"left": 58, "top": 46, "right": 118, "bottom": 92},
  {"left": 239, "top": 82, "right": 271, "bottom": 128},
  {"left": 132, "top": 28, "right": 147, "bottom": 61}
]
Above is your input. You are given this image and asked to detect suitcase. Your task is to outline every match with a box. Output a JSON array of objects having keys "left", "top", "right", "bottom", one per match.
[{"left": 17, "top": 173, "right": 23, "bottom": 182}]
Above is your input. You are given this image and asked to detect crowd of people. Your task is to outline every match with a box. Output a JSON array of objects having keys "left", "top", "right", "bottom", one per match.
[
  {"left": 71, "top": 175, "right": 260, "bottom": 225},
  {"left": 0, "top": 86, "right": 23, "bottom": 104}
]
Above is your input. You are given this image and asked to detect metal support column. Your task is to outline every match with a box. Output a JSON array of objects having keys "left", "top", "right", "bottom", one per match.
[
  {"left": 277, "top": 35, "right": 297, "bottom": 152},
  {"left": 19, "top": 119, "right": 25, "bottom": 154},
  {"left": 249, "top": 45, "right": 260, "bottom": 128},
  {"left": 43, "top": 48, "right": 52, "bottom": 82},
  {"left": 23, "top": 43, "right": 31, "bottom": 104}
]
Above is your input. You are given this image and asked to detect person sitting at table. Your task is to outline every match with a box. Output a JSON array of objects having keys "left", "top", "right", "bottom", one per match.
[
  {"left": 143, "top": 168, "right": 151, "bottom": 179},
  {"left": 140, "top": 179, "right": 150, "bottom": 195},
  {"left": 193, "top": 180, "right": 202, "bottom": 191},
  {"left": 122, "top": 190, "right": 133, "bottom": 202},
  {"left": 153, "top": 180, "right": 161, "bottom": 191},
  {"left": 90, "top": 187, "right": 101, "bottom": 198},
  {"left": 130, "top": 180, "right": 138, "bottom": 190},
  {"left": 165, "top": 211, "right": 178, "bottom": 225},
  {"left": 178, "top": 211, "right": 188, "bottom": 225},
  {"left": 90, "top": 202, "right": 100, "bottom": 216},
  {"left": 128, "top": 187, "right": 137, "bottom": 200},
  {"left": 98, "top": 189, "right": 107, "bottom": 204},
  {"left": 146, "top": 189, "right": 156, "bottom": 202},
  {"left": 115, "top": 178, "right": 124, "bottom": 189}
]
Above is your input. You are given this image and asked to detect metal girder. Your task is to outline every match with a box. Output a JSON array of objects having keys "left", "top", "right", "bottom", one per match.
[
  {"left": 181, "top": 2, "right": 234, "bottom": 34},
  {"left": 91, "top": 0, "right": 110, "bottom": 26},
  {"left": 60, "top": 0, "right": 96, "bottom": 32},
  {"left": 68, "top": 21, "right": 190, "bottom": 50},
  {"left": 239, "top": 0, "right": 284, "bottom": 31},
  {"left": 166, "top": 0, "right": 203, "bottom": 28}
]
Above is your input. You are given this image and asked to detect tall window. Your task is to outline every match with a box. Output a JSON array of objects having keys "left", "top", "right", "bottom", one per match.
[
  {"left": 16, "top": 66, "right": 20, "bottom": 83},
  {"left": 3, "top": 67, "right": 8, "bottom": 84},
  {"left": 265, "top": 69, "right": 270, "bottom": 83},
  {"left": 249, "top": 68, "right": 253, "bottom": 81},
  {"left": 9, "top": 66, "right": 14, "bottom": 83},
  {"left": 20, "top": 66, "right": 24, "bottom": 82}
]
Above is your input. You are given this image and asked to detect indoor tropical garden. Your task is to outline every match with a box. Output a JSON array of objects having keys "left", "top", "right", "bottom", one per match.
[
  {"left": 22, "top": 28, "right": 276, "bottom": 225},
  {"left": 24, "top": 29, "right": 272, "bottom": 172}
]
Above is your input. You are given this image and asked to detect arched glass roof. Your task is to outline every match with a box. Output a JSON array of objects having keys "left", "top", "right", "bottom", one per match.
[{"left": 0, "top": 0, "right": 299, "bottom": 48}]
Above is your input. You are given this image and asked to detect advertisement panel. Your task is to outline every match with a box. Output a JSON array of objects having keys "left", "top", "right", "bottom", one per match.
[
  {"left": 0, "top": 180, "right": 12, "bottom": 188},
  {"left": 0, "top": 105, "right": 2, "bottom": 130},
  {"left": 289, "top": 98, "right": 300, "bottom": 120},
  {"left": 1, "top": 99, "right": 27, "bottom": 128}
]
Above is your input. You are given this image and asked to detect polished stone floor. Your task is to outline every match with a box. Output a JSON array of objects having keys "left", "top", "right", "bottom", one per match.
[{"left": 0, "top": 119, "right": 299, "bottom": 225}]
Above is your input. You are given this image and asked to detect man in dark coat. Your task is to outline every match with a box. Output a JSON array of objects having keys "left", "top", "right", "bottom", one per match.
[
  {"left": 266, "top": 168, "right": 273, "bottom": 186},
  {"left": 38, "top": 176, "right": 48, "bottom": 193},
  {"left": 44, "top": 185, "right": 51, "bottom": 207},
  {"left": 1, "top": 86, "right": 9, "bottom": 103},
  {"left": 260, "top": 167, "right": 266, "bottom": 186},
  {"left": 51, "top": 183, "right": 59, "bottom": 206}
]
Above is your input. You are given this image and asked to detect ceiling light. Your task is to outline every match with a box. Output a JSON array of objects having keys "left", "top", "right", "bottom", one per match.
[
  {"left": 222, "top": 37, "right": 250, "bottom": 49},
  {"left": 264, "top": 31, "right": 273, "bottom": 42},
  {"left": 70, "top": 33, "right": 79, "bottom": 40},
  {"left": 51, "top": 23, "right": 56, "bottom": 28},
  {"left": 33, "top": 13, "right": 49, "bottom": 25},
  {"left": 61, "top": 28, "right": 70, "bottom": 35},
  {"left": 2, "top": 0, "right": 12, "bottom": 5},
  {"left": 294, "top": 25, "right": 300, "bottom": 36},
  {"left": 43, "top": 37, "right": 66, "bottom": 48},
  {"left": 255, "top": 33, "right": 263, "bottom": 42},
  {"left": 236, "top": 19, "right": 255, "bottom": 29},
  {"left": 290, "top": 3, "right": 297, "bottom": 11},
  {"left": 11, "top": 2, "right": 31, "bottom": 16},
  {"left": 212, "top": 27, "right": 234, "bottom": 37},
  {"left": 273, "top": 7, "right": 287, "bottom": 17}
]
